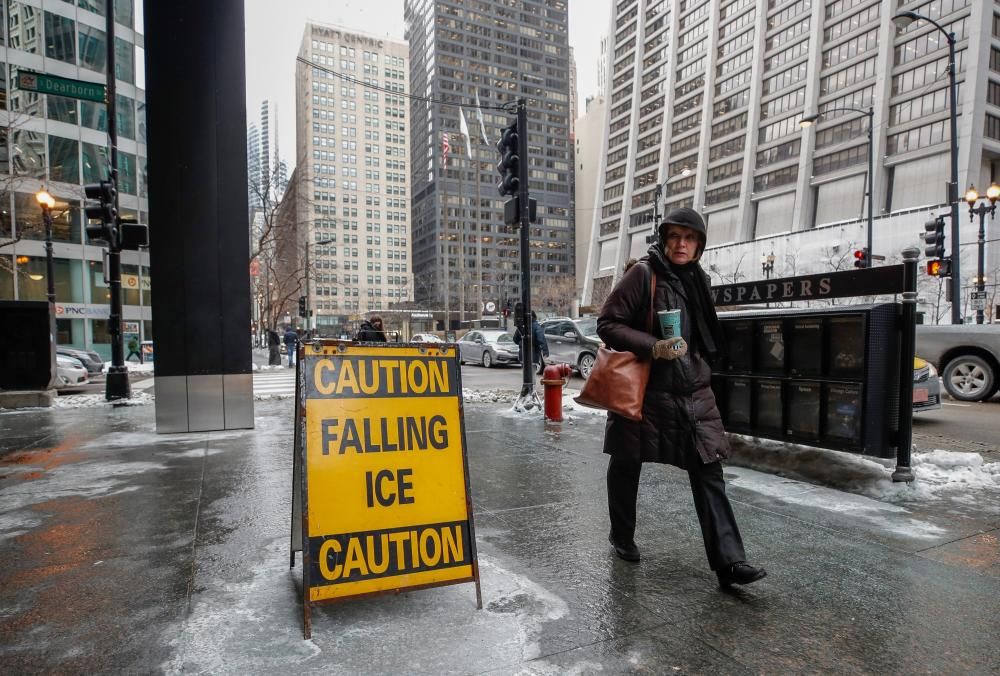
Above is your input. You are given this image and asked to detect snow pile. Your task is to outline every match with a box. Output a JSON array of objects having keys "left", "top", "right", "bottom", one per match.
[
  {"left": 463, "top": 388, "right": 518, "bottom": 403},
  {"left": 103, "top": 361, "right": 154, "bottom": 374},
  {"left": 52, "top": 391, "right": 154, "bottom": 409},
  {"left": 561, "top": 392, "right": 608, "bottom": 417},
  {"left": 253, "top": 392, "right": 294, "bottom": 401},
  {"left": 727, "top": 435, "right": 1000, "bottom": 504}
]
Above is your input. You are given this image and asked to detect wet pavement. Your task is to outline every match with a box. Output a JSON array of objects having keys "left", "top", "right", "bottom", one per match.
[{"left": 1, "top": 398, "right": 999, "bottom": 674}]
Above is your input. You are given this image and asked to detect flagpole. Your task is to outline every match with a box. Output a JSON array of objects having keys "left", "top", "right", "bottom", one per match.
[
  {"left": 475, "top": 141, "right": 483, "bottom": 322},
  {"left": 458, "top": 146, "right": 466, "bottom": 327},
  {"left": 441, "top": 133, "right": 450, "bottom": 333}
]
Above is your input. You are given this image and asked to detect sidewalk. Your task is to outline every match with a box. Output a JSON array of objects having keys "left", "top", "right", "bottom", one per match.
[{"left": 1, "top": 397, "right": 998, "bottom": 674}]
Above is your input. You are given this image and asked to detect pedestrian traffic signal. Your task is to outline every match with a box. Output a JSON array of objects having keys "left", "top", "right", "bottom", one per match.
[
  {"left": 923, "top": 215, "right": 946, "bottom": 259},
  {"left": 84, "top": 180, "right": 118, "bottom": 246},
  {"left": 926, "top": 258, "right": 952, "bottom": 278},
  {"left": 495, "top": 120, "right": 519, "bottom": 197},
  {"left": 298, "top": 296, "right": 307, "bottom": 317},
  {"left": 853, "top": 248, "right": 868, "bottom": 269}
]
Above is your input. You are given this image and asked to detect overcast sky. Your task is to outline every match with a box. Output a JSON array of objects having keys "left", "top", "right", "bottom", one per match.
[{"left": 244, "top": 0, "right": 611, "bottom": 172}]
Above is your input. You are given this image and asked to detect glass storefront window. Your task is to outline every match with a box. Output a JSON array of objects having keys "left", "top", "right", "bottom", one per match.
[
  {"left": 115, "top": 0, "right": 133, "bottom": 30},
  {"left": 81, "top": 141, "right": 109, "bottom": 183},
  {"left": 119, "top": 151, "right": 136, "bottom": 194},
  {"left": 15, "top": 255, "right": 76, "bottom": 302},
  {"left": 13, "top": 192, "right": 42, "bottom": 239},
  {"left": 51, "top": 196, "right": 81, "bottom": 243},
  {"left": 138, "top": 156, "right": 147, "bottom": 197},
  {"left": 116, "top": 94, "right": 134, "bottom": 140},
  {"left": 56, "top": 318, "right": 85, "bottom": 346},
  {"left": 48, "top": 136, "right": 80, "bottom": 184},
  {"left": 0, "top": 127, "right": 7, "bottom": 175},
  {"left": 78, "top": 1, "right": 106, "bottom": 18},
  {"left": 11, "top": 128, "right": 46, "bottom": 177},
  {"left": 0, "top": 258, "right": 13, "bottom": 298},
  {"left": 136, "top": 100, "right": 146, "bottom": 143},
  {"left": 80, "top": 100, "right": 108, "bottom": 133},
  {"left": 88, "top": 259, "right": 108, "bottom": 304},
  {"left": 47, "top": 94, "right": 78, "bottom": 123},
  {"left": 90, "top": 319, "right": 111, "bottom": 359},
  {"left": 78, "top": 24, "right": 107, "bottom": 74},
  {"left": 0, "top": 194, "right": 10, "bottom": 238},
  {"left": 115, "top": 38, "right": 133, "bottom": 84},
  {"left": 44, "top": 12, "right": 75, "bottom": 64},
  {"left": 8, "top": 2, "right": 40, "bottom": 54}
]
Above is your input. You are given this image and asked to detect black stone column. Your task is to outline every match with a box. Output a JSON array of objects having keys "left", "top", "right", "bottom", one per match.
[{"left": 144, "top": 0, "right": 253, "bottom": 432}]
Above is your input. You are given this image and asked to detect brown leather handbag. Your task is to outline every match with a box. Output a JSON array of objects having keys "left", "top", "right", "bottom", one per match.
[{"left": 574, "top": 269, "right": 656, "bottom": 421}]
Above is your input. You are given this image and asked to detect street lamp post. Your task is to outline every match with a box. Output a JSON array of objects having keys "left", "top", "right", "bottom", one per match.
[
  {"left": 761, "top": 251, "right": 775, "bottom": 307},
  {"left": 800, "top": 106, "right": 875, "bottom": 266},
  {"left": 305, "top": 238, "right": 334, "bottom": 334},
  {"left": 964, "top": 183, "right": 1000, "bottom": 324},
  {"left": 35, "top": 189, "right": 56, "bottom": 304},
  {"left": 893, "top": 10, "right": 960, "bottom": 323}
]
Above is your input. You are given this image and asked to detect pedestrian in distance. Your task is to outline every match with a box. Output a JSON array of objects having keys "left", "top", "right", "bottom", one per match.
[
  {"left": 283, "top": 326, "right": 299, "bottom": 368},
  {"left": 513, "top": 311, "right": 550, "bottom": 375},
  {"left": 126, "top": 335, "right": 142, "bottom": 363},
  {"left": 597, "top": 206, "right": 767, "bottom": 589},
  {"left": 355, "top": 315, "right": 388, "bottom": 342},
  {"left": 267, "top": 328, "right": 281, "bottom": 366}
]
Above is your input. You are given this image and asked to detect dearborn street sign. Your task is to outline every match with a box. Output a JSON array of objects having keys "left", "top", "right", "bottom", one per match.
[{"left": 17, "top": 72, "right": 106, "bottom": 104}]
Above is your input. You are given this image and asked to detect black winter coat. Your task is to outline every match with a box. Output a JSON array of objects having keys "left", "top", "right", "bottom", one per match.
[
  {"left": 356, "top": 321, "right": 387, "bottom": 342},
  {"left": 597, "top": 247, "right": 729, "bottom": 468}
]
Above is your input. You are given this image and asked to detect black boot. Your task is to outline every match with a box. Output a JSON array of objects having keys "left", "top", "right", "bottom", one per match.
[
  {"left": 716, "top": 561, "right": 766, "bottom": 587},
  {"left": 608, "top": 532, "right": 640, "bottom": 562}
]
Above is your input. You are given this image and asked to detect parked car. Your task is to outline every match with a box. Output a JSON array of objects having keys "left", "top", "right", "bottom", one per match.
[
  {"left": 411, "top": 333, "right": 444, "bottom": 343},
  {"left": 912, "top": 356, "right": 942, "bottom": 413},
  {"left": 55, "top": 354, "right": 89, "bottom": 389},
  {"left": 540, "top": 317, "right": 602, "bottom": 379},
  {"left": 916, "top": 324, "right": 1000, "bottom": 401},
  {"left": 457, "top": 329, "right": 520, "bottom": 367},
  {"left": 56, "top": 346, "right": 104, "bottom": 375}
]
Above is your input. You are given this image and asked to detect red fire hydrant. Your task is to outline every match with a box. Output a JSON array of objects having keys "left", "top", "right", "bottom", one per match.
[{"left": 541, "top": 363, "right": 573, "bottom": 421}]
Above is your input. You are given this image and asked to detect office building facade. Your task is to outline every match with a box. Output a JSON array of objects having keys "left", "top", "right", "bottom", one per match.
[
  {"left": 0, "top": 0, "right": 148, "bottom": 356},
  {"left": 583, "top": 0, "right": 999, "bottom": 307},
  {"left": 294, "top": 22, "right": 412, "bottom": 336},
  {"left": 404, "top": 0, "right": 574, "bottom": 324}
]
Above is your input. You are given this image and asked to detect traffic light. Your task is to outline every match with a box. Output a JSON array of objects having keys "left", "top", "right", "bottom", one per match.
[
  {"left": 84, "top": 180, "right": 118, "bottom": 246},
  {"left": 298, "top": 296, "right": 307, "bottom": 317},
  {"left": 923, "top": 215, "right": 946, "bottom": 259},
  {"left": 926, "top": 258, "right": 952, "bottom": 278},
  {"left": 495, "top": 120, "right": 519, "bottom": 196},
  {"left": 853, "top": 248, "right": 868, "bottom": 269}
]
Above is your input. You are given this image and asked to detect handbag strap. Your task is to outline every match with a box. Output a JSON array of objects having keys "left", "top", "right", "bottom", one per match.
[{"left": 645, "top": 265, "right": 656, "bottom": 334}]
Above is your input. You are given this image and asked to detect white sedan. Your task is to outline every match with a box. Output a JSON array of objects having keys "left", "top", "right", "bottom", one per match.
[{"left": 56, "top": 355, "right": 90, "bottom": 389}]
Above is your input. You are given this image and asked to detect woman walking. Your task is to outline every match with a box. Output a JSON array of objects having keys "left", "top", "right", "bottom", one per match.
[{"left": 598, "top": 207, "right": 766, "bottom": 588}]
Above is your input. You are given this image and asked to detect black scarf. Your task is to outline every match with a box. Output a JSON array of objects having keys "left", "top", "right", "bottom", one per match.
[{"left": 670, "top": 260, "right": 727, "bottom": 368}]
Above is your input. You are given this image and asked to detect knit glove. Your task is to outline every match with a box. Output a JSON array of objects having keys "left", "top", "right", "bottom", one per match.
[{"left": 652, "top": 337, "right": 687, "bottom": 360}]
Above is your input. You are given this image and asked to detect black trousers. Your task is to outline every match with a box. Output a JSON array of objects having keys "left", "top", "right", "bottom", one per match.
[{"left": 607, "top": 455, "right": 746, "bottom": 570}]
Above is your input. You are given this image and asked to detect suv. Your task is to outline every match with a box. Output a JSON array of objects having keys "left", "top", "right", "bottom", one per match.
[{"left": 541, "top": 317, "right": 601, "bottom": 379}]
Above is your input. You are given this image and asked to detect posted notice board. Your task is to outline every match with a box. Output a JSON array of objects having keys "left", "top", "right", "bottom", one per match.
[{"left": 291, "top": 341, "right": 481, "bottom": 637}]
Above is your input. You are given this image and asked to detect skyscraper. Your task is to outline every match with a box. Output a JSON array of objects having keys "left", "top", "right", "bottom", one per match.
[
  {"left": 293, "top": 22, "right": 412, "bottom": 335},
  {"left": 404, "top": 0, "right": 575, "bottom": 325},
  {"left": 582, "top": 0, "right": 997, "bottom": 308}
]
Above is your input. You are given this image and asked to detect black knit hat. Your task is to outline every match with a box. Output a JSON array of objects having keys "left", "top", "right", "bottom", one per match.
[{"left": 658, "top": 207, "right": 707, "bottom": 254}]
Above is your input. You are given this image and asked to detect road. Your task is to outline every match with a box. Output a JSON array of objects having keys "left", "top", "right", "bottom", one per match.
[{"left": 913, "top": 395, "right": 1000, "bottom": 459}]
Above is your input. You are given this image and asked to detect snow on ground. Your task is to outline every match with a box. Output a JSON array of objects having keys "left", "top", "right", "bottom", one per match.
[
  {"left": 51, "top": 391, "right": 154, "bottom": 409},
  {"left": 251, "top": 364, "right": 286, "bottom": 372},
  {"left": 727, "top": 435, "right": 1000, "bottom": 504}
]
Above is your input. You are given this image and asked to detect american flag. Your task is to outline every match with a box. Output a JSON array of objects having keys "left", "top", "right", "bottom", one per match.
[{"left": 441, "top": 132, "right": 451, "bottom": 167}]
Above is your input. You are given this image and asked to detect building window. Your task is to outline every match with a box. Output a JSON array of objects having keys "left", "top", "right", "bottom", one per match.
[
  {"left": 705, "top": 182, "right": 740, "bottom": 206},
  {"left": 812, "top": 145, "right": 866, "bottom": 175},
  {"left": 44, "top": 12, "right": 76, "bottom": 64},
  {"left": 886, "top": 119, "right": 948, "bottom": 155},
  {"left": 752, "top": 165, "right": 797, "bottom": 192}
]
